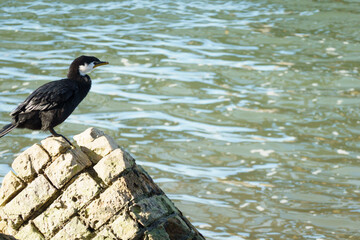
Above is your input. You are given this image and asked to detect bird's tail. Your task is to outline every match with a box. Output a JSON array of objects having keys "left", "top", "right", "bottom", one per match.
[{"left": 0, "top": 123, "right": 16, "bottom": 138}]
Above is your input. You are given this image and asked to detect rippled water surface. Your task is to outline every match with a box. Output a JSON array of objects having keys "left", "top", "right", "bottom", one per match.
[{"left": 1, "top": 0, "right": 360, "bottom": 239}]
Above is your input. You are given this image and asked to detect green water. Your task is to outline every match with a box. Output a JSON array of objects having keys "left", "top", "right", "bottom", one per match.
[{"left": 1, "top": 0, "right": 360, "bottom": 239}]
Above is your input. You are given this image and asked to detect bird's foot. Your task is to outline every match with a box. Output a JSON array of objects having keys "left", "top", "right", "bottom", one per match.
[
  {"left": 47, "top": 134, "right": 73, "bottom": 146},
  {"left": 49, "top": 128, "right": 73, "bottom": 146},
  {"left": 58, "top": 135, "right": 73, "bottom": 146}
]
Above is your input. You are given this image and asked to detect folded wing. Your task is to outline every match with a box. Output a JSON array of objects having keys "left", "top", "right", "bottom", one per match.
[{"left": 11, "top": 79, "right": 79, "bottom": 116}]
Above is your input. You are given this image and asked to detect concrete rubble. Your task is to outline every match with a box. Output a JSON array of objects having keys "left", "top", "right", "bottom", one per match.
[{"left": 0, "top": 128, "right": 205, "bottom": 240}]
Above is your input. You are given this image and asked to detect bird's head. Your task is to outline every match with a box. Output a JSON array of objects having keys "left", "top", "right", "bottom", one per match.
[{"left": 68, "top": 55, "right": 109, "bottom": 78}]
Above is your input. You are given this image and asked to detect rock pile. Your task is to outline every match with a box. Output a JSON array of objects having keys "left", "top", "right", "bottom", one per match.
[{"left": 0, "top": 128, "right": 205, "bottom": 240}]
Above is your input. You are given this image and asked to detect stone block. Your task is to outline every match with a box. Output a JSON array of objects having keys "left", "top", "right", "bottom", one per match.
[
  {"left": 92, "top": 227, "right": 117, "bottom": 240},
  {"left": 94, "top": 149, "right": 135, "bottom": 185},
  {"left": 81, "top": 171, "right": 147, "bottom": 230},
  {"left": 163, "top": 216, "right": 192, "bottom": 240},
  {"left": 0, "top": 219, "right": 7, "bottom": 233},
  {"left": 0, "top": 233, "right": 18, "bottom": 240},
  {"left": 33, "top": 173, "right": 101, "bottom": 237},
  {"left": 0, "top": 218, "right": 17, "bottom": 236},
  {"left": 51, "top": 216, "right": 91, "bottom": 240},
  {"left": 0, "top": 171, "right": 25, "bottom": 206},
  {"left": 41, "top": 137, "right": 71, "bottom": 157},
  {"left": 73, "top": 127, "right": 118, "bottom": 163},
  {"left": 143, "top": 225, "right": 170, "bottom": 240},
  {"left": 110, "top": 209, "right": 140, "bottom": 239},
  {"left": 158, "top": 195, "right": 180, "bottom": 215},
  {"left": 134, "top": 165, "right": 163, "bottom": 196},
  {"left": 12, "top": 144, "right": 50, "bottom": 181},
  {"left": 0, "top": 128, "right": 204, "bottom": 240},
  {"left": 59, "top": 172, "right": 102, "bottom": 210},
  {"left": 2, "top": 175, "right": 57, "bottom": 227},
  {"left": 74, "top": 127, "right": 105, "bottom": 143},
  {"left": 129, "top": 195, "right": 171, "bottom": 227},
  {"left": 45, "top": 148, "right": 91, "bottom": 189},
  {"left": 15, "top": 222, "right": 45, "bottom": 240}
]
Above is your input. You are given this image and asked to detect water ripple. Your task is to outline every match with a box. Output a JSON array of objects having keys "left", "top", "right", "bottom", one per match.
[{"left": 1, "top": 1, "right": 360, "bottom": 239}]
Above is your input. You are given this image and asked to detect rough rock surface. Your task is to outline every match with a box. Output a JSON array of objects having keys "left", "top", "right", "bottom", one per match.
[{"left": 0, "top": 128, "right": 205, "bottom": 240}]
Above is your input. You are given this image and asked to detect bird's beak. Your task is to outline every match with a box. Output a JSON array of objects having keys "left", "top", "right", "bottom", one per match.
[{"left": 94, "top": 61, "right": 109, "bottom": 68}]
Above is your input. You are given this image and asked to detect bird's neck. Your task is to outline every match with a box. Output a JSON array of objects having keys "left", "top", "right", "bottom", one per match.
[
  {"left": 76, "top": 75, "right": 92, "bottom": 97},
  {"left": 79, "top": 74, "right": 91, "bottom": 84},
  {"left": 67, "top": 71, "right": 91, "bottom": 83},
  {"left": 67, "top": 67, "right": 79, "bottom": 79},
  {"left": 77, "top": 75, "right": 92, "bottom": 91}
]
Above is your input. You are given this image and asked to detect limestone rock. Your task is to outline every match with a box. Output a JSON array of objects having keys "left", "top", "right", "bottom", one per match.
[
  {"left": 74, "top": 127, "right": 105, "bottom": 143},
  {"left": 143, "top": 225, "right": 170, "bottom": 240},
  {"left": 44, "top": 148, "right": 91, "bottom": 189},
  {"left": 15, "top": 223, "right": 44, "bottom": 240},
  {"left": 81, "top": 172, "right": 145, "bottom": 230},
  {"left": 92, "top": 227, "right": 117, "bottom": 240},
  {"left": 51, "top": 217, "right": 90, "bottom": 240},
  {"left": 73, "top": 127, "right": 119, "bottom": 163},
  {"left": 110, "top": 209, "right": 140, "bottom": 239},
  {"left": 163, "top": 216, "right": 192, "bottom": 240},
  {"left": 129, "top": 195, "right": 171, "bottom": 227},
  {"left": 0, "top": 128, "right": 205, "bottom": 240},
  {"left": 0, "top": 233, "right": 18, "bottom": 240},
  {"left": 2, "top": 175, "right": 57, "bottom": 227},
  {"left": 40, "top": 137, "right": 71, "bottom": 157},
  {"left": 0, "top": 171, "right": 25, "bottom": 207},
  {"left": 93, "top": 148, "right": 135, "bottom": 185},
  {"left": 33, "top": 173, "right": 101, "bottom": 237},
  {"left": 12, "top": 144, "right": 50, "bottom": 181}
]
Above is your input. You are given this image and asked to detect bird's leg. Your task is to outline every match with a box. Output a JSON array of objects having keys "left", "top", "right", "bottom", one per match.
[{"left": 49, "top": 128, "right": 73, "bottom": 146}]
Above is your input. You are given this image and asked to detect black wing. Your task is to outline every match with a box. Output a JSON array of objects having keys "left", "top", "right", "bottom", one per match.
[{"left": 11, "top": 79, "right": 79, "bottom": 116}]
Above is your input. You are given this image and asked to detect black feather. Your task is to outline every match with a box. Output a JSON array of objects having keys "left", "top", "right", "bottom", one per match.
[
  {"left": 0, "top": 55, "right": 107, "bottom": 145},
  {"left": 0, "top": 124, "right": 16, "bottom": 138}
]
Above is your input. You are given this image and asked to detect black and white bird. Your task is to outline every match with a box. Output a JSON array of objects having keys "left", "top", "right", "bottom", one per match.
[{"left": 0, "top": 55, "right": 108, "bottom": 145}]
